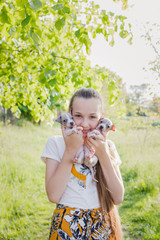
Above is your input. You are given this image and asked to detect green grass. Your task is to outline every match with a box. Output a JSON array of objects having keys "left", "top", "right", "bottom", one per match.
[
  {"left": 0, "top": 121, "right": 60, "bottom": 240},
  {"left": 112, "top": 127, "right": 160, "bottom": 240},
  {"left": 0, "top": 119, "right": 160, "bottom": 239}
]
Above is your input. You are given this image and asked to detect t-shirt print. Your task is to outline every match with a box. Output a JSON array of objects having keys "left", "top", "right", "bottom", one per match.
[{"left": 71, "top": 164, "right": 91, "bottom": 189}]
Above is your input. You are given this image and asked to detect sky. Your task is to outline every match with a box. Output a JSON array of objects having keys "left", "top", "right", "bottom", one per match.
[{"left": 88, "top": 0, "right": 160, "bottom": 94}]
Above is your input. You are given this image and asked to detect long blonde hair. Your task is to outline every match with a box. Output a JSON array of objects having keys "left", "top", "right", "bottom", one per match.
[
  {"left": 69, "top": 88, "right": 123, "bottom": 239},
  {"left": 96, "top": 145, "right": 123, "bottom": 239}
]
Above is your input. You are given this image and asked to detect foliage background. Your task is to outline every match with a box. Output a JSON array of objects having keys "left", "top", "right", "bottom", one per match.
[
  {"left": 0, "top": 0, "right": 132, "bottom": 122},
  {"left": 0, "top": 0, "right": 160, "bottom": 239}
]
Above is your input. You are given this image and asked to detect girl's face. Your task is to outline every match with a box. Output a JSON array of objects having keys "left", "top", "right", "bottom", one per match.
[{"left": 71, "top": 97, "right": 103, "bottom": 136}]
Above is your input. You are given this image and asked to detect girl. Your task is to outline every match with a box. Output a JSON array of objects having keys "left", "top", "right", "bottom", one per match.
[{"left": 41, "top": 88, "right": 124, "bottom": 240}]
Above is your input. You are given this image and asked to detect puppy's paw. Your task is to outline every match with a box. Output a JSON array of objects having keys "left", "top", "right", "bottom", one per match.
[
  {"left": 73, "top": 158, "right": 78, "bottom": 163},
  {"left": 77, "top": 126, "right": 83, "bottom": 131}
]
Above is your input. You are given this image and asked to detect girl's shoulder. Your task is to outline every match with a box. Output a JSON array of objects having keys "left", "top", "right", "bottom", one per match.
[
  {"left": 41, "top": 135, "right": 65, "bottom": 163},
  {"left": 47, "top": 135, "right": 64, "bottom": 144},
  {"left": 45, "top": 135, "right": 65, "bottom": 152},
  {"left": 106, "top": 139, "right": 122, "bottom": 166},
  {"left": 107, "top": 139, "right": 116, "bottom": 149}
]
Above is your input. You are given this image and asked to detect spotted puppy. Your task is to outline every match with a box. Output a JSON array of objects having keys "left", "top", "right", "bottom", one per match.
[
  {"left": 84, "top": 118, "right": 115, "bottom": 181},
  {"left": 55, "top": 113, "right": 95, "bottom": 167},
  {"left": 87, "top": 118, "right": 115, "bottom": 140},
  {"left": 55, "top": 112, "right": 83, "bottom": 135}
]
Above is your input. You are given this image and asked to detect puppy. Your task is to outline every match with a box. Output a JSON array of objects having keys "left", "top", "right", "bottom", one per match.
[
  {"left": 84, "top": 118, "right": 115, "bottom": 181},
  {"left": 55, "top": 112, "right": 83, "bottom": 135},
  {"left": 55, "top": 112, "right": 92, "bottom": 165},
  {"left": 87, "top": 118, "right": 115, "bottom": 140}
]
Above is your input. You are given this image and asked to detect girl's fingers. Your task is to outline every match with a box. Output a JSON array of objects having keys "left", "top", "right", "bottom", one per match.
[
  {"left": 88, "top": 137, "right": 96, "bottom": 144},
  {"left": 85, "top": 140, "right": 94, "bottom": 152},
  {"left": 86, "top": 137, "right": 96, "bottom": 148},
  {"left": 61, "top": 126, "right": 66, "bottom": 138}
]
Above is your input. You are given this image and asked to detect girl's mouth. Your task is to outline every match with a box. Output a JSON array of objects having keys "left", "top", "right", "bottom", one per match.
[{"left": 82, "top": 129, "right": 90, "bottom": 134}]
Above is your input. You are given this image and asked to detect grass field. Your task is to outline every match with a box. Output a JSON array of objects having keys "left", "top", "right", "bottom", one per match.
[{"left": 0, "top": 119, "right": 160, "bottom": 240}]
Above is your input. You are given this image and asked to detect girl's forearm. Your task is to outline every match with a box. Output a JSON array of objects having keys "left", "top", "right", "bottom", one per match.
[
  {"left": 98, "top": 151, "right": 124, "bottom": 205},
  {"left": 46, "top": 150, "right": 74, "bottom": 203}
]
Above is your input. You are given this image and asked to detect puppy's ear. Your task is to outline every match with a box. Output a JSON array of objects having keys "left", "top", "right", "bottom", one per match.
[
  {"left": 55, "top": 116, "right": 62, "bottom": 123},
  {"left": 111, "top": 125, "right": 116, "bottom": 131}
]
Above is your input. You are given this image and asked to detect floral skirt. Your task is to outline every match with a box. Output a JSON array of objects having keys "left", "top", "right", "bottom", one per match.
[{"left": 49, "top": 204, "right": 115, "bottom": 240}]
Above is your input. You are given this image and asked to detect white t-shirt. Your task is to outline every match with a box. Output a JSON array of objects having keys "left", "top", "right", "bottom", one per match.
[{"left": 41, "top": 136, "right": 121, "bottom": 209}]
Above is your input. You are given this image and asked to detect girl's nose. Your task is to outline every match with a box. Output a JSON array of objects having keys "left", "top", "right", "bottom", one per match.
[{"left": 81, "top": 118, "right": 89, "bottom": 127}]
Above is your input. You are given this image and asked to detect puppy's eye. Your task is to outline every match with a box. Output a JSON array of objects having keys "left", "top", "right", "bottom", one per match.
[
  {"left": 107, "top": 125, "right": 110, "bottom": 128},
  {"left": 63, "top": 119, "right": 67, "bottom": 123},
  {"left": 100, "top": 120, "right": 103, "bottom": 123},
  {"left": 71, "top": 117, "right": 74, "bottom": 120}
]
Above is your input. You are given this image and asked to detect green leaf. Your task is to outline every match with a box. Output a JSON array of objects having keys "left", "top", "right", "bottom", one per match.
[
  {"left": 39, "top": 73, "right": 46, "bottom": 83},
  {"left": 0, "top": 6, "right": 11, "bottom": 24},
  {"left": 21, "top": 15, "right": 31, "bottom": 27},
  {"left": 48, "top": 78, "right": 57, "bottom": 86},
  {"left": 19, "top": 93, "right": 23, "bottom": 98},
  {"left": 119, "top": 30, "right": 129, "bottom": 39},
  {"left": 33, "top": 0, "right": 43, "bottom": 10},
  {"left": 63, "top": 7, "right": 70, "bottom": 14},
  {"left": 118, "top": 15, "right": 127, "bottom": 22},
  {"left": 109, "top": 94, "right": 115, "bottom": 105},
  {"left": 75, "top": 29, "right": 80, "bottom": 38},
  {"left": 30, "top": 28, "right": 40, "bottom": 42},
  {"left": 92, "top": 31, "right": 96, "bottom": 38},
  {"left": 109, "top": 39, "right": 115, "bottom": 47},
  {"left": 86, "top": 15, "right": 91, "bottom": 24},
  {"left": 55, "top": 18, "right": 65, "bottom": 31},
  {"left": 129, "top": 23, "right": 132, "bottom": 29},
  {"left": 16, "top": 0, "right": 28, "bottom": 7},
  {"left": 114, "top": 25, "right": 118, "bottom": 32},
  {"left": 109, "top": 12, "right": 114, "bottom": 17},
  {"left": 96, "top": 27, "right": 102, "bottom": 34},
  {"left": 102, "top": 15, "right": 109, "bottom": 25},
  {"left": 30, "top": 0, "right": 43, "bottom": 11},
  {"left": 53, "top": 4, "right": 63, "bottom": 10},
  {"left": 8, "top": 27, "right": 16, "bottom": 36},
  {"left": 128, "top": 35, "right": 133, "bottom": 45},
  {"left": 11, "top": 105, "right": 18, "bottom": 113},
  {"left": 31, "top": 32, "right": 40, "bottom": 42},
  {"left": 72, "top": 72, "right": 79, "bottom": 78},
  {"left": 9, "top": 75, "right": 15, "bottom": 81},
  {"left": 51, "top": 52, "right": 56, "bottom": 57},
  {"left": 49, "top": 70, "right": 57, "bottom": 76}
]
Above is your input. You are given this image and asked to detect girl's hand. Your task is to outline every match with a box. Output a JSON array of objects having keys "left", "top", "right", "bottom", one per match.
[
  {"left": 85, "top": 136, "right": 107, "bottom": 159},
  {"left": 61, "top": 126, "right": 84, "bottom": 156}
]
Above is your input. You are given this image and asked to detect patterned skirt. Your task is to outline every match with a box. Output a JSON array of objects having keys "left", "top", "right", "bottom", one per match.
[{"left": 49, "top": 204, "right": 115, "bottom": 240}]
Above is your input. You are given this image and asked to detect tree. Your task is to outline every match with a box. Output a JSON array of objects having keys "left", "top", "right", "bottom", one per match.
[
  {"left": 149, "top": 95, "right": 160, "bottom": 115},
  {"left": 0, "top": 0, "right": 132, "bottom": 122},
  {"left": 142, "top": 23, "right": 160, "bottom": 82}
]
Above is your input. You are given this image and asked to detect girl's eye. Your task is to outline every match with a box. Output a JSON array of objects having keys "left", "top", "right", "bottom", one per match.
[
  {"left": 90, "top": 116, "right": 96, "bottom": 119},
  {"left": 75, "top": 114, "right": 81, "bottom": 118}
]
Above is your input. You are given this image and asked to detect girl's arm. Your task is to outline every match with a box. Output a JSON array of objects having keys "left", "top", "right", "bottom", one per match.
[
  {"left": 45, "top": 127, "right": 83, "bottom": 203},
  {"left": 45, "top": 151, "right": 74, "bottom": 203},
  {"left": 86, "top": 138, "right": 124, "bottom": 205}
]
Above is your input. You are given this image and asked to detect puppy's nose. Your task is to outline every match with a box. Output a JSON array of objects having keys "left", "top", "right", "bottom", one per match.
[
  {"left": 70, "top": 122, "right": 74, "bottom": 126},
  {"left": 99, "top": 125, "right": 104, "bottom": 130}
]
